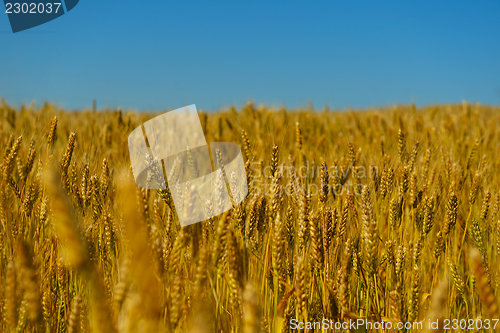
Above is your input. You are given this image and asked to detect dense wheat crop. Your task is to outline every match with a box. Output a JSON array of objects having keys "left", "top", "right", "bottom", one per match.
[{"left": 0, "top": 98, "right": 499, "bottom": 332}]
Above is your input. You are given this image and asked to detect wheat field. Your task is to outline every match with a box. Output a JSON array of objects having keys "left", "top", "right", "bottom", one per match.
[{"left": 0, "top": 98, "right": 499, "bottom": 332}]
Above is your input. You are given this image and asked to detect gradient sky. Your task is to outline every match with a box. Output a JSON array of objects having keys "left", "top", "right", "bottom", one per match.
[{"left": 1, "top": 0, "right": 499, "bottom": 111}]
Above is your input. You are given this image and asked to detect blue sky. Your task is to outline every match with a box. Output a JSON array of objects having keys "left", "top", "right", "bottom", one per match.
[{"left": 1, "top": 0, "right": 499, "bottom": 111}]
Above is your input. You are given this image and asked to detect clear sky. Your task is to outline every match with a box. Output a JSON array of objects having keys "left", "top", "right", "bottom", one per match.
[{"left": 1, "top": 0, "right": 499, "bottom": 111}]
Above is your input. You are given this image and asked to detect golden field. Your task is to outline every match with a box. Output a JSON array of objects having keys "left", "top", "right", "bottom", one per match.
[{"left": 0, "top": 99, "right": 499, "bottom": 332}]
